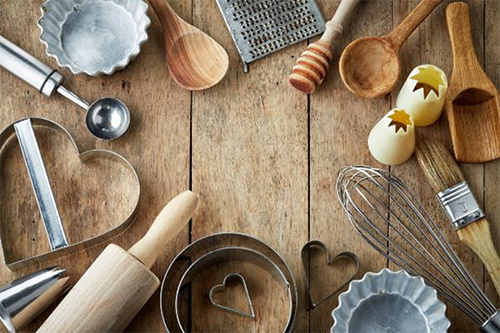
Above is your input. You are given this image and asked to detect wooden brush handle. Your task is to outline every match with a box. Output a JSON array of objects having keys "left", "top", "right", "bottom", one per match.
[
  {"left": 445, "top": 2, "right": 482, "bottom": 70},
  {"left": 386, "top": 0, "right": 443, "bottom": 48},
  {"left": 289, "top": 0, "right": 360, "bottom": 94},
  {"left": 128, "top": 191, "right": 198, "bottom": 269},
  {"left": 458, "top": 218, "right": 500, "bottom": 296}
]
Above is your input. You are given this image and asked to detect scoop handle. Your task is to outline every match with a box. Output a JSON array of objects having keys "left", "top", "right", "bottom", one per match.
[
  {"left": 445, "top": 2, "right": 482, "bottom": 70},
  {"left": 386, "top": 0, "right": 443, "bottom": 48},
  {"left": 0, "top": 35, "right": 63, "bottom": 96},
  {"left": 128, "top": 191, "right": 198, "bottom": 269}
]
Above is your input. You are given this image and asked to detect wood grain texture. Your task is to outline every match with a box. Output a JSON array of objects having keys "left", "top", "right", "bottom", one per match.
[
  {"left": 445, "top": 1, "right": 500, "bottom": 163},
  {"left": 0, "top": 0, "right": 497, "bottom": 332},
  {"left": 391, "top": 0, "right": 486, "bottom": 331},
  {"left": 0, "top": 0, "right": 191, "bottom": 332},
  {"left": 149, "top": 0, "right": 229, "bottom": 91}
]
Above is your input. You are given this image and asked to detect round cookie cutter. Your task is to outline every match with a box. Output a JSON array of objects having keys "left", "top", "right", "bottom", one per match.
[
  {"left": 160, "top": 233, "right": 298, "bottom": 333},
  {"left": 0, "top": 117, "right": 140, "bottom": 270}
]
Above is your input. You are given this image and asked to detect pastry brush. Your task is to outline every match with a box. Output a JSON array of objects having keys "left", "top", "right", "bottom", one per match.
[{"left": 416, "top": 140, "right": 500, "bottom": 296}]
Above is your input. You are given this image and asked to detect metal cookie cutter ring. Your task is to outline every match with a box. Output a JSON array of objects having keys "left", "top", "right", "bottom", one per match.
[
  {"left": 0, "top": 118, "right": 140, "bottom": 270},
  {"left": 160, "top": 233, "right": 298, "bottom": 333}
]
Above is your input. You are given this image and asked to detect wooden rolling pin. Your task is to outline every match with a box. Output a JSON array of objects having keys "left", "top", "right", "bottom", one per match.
[
  {"left": 36, "top": 191, "right": 198, "bottom": 333},
  {"left": 289, "top": 0, "right": 360, "bottom": 94}
]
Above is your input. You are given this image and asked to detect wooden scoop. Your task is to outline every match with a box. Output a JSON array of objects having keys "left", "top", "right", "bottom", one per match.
[
  {"left": 445, "top": 2, "right": 500, "bottom": 163},
  {"left": 149, "top": 0, "right": 229, "bottom": 91},
  {"left": 339, "top": 0, "right": 443, "bottom": 99}
]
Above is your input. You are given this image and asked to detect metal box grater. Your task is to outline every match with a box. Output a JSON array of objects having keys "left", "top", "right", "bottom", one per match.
[{"left": 215, "top": 0, "right": 326, "bottom": 72}]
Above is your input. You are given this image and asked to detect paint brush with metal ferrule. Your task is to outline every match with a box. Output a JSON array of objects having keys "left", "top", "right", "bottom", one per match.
[{"left": 416, "top": 140, "right": 500, "bottom": 296}]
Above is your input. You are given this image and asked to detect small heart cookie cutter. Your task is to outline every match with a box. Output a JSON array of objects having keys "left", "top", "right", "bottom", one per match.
[
  {"left": 301, "top": 240, "right": 359, "bottom": 310},
  {"left": 209, "top": 272, "right": 256, "bottom": 319},
  {"left": 0, "top": 117, "right": 140, "bottom": 270}
]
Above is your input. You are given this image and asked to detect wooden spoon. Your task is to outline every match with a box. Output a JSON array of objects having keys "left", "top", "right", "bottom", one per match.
[
  {"left": 149, "top": 0, "right": 229, "bottom": 91},
  {"left": 339, "top": 0, "right": 443, "bottom": 99},
  {"left": 445, "top": 2, "right": 500, "bottom": 163}
]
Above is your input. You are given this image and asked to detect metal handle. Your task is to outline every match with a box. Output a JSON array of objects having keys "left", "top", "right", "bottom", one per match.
[
  {"left": 14, "top": 119, "right": 68, "bottom": 250},
  {"left": 0, "top": 35, "right": 63, "bottom": 96}
]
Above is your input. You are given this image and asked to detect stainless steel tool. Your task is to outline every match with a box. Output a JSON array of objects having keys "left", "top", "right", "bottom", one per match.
[
  {"left": 160, "top": 233, "right": 298, "bottom": 333},
  {"left": 215, "top": 0, "right": 326, "bottom": 72},
  {"left": 0, "top": 266, "right": 69, "bottom": 333},
  {"left": 0, "top": 35, "right": 130, "bottom": 140},
  {"left": 209, "top": 272, "right": 256, "bottom": 319},
  {"left": 0, "top": 117, "right": 140, "bottom": 270},
  {"left": 300, "top": 240, "right": 359, "bottom": 310},
  {"left": 336, "top": 166, "right": 500, "bottom": 333}
]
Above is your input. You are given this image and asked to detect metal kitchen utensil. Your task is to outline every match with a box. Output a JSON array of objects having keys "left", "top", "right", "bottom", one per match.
[
  {"left": 161, "top": 233, "right": 298, "bottom": 333},
  {"left": 336, "top": 166, "right": 500, "bottom": 333},
  {"left": 38, "top": 0, "right": 150, "bottom": 76},
  {"left": 300, "top": 240, "right": 359, "bottom": 310},
  {"left": 331, "top": 269, "right": 450, "bottom": 333},
  {"left": 0, "top": 35, "right": 131, "bottom": 140},
  {"left": 215, "top": 0, "right": 326, "bottom": 72},
  {"left": 0, "top": 266, "right": 69, "bottom": 333},
  {"left": 0, "top": 118, "right": 140, "bottom": 270},
  {"left": 209, "top": 273, "right": 256, "bottom": 319}
]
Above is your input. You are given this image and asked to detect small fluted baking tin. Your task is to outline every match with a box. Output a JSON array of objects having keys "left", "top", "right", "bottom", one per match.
[
  {"left": 38, "top": 0, "right": 150, "bottom": 76},
  {"left": 331, "top": 269, "right": 450, "bottom": 333}
]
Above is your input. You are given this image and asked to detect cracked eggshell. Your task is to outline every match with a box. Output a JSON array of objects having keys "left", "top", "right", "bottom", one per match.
[
  {"left": 396, "top": 64, "right": 448, "bottom": 126},
  {"left": 368, "top": 109, "right": 415, "bottom": 166}
]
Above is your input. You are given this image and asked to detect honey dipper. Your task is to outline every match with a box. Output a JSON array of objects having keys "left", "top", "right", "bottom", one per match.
[{"left": 289, "top": 0, "right": 360, "bottom": 94}]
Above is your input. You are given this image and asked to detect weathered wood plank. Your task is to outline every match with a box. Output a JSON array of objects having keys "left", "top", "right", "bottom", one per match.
[
  {"left": 310, "top": 0, "right": 392, "bottom": 331},
  {"left": 0, "top": 0, "right": 191, "bottom": 332},
  {"left": 485, "top": 0, "right": 500, "bottom": 312},
  {"left": 391, "top": 0, "right": 485, "bottom": 331},
  {"left": 190, "top": 0, "right": 309, "bottom": 331}
]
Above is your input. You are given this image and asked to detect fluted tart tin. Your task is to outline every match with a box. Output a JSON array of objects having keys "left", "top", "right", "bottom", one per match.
[
  {"left": 331, "top": 269, "right": 450, "bottom": 333},
  {"left": 38, "top": 0, "right": 151, "bottom": 76}
]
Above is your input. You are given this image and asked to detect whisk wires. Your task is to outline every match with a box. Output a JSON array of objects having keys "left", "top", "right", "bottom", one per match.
[{"left": 337, "top": 166, "right": 496, "bottom": 325}]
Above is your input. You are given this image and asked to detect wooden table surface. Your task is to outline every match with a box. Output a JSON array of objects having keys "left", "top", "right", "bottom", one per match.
[{"left": 1, "top": 0, "right": 499, "bottom": 332}]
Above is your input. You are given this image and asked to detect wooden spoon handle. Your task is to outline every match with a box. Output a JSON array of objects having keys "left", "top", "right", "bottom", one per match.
[
  {"left": 445, "top": 2, "right": 481, "bottom": 69},
  {"left": 320, "top": 0, "right": 361, "bottom": 46},
  {"left": 149, "top": 0, "right": 182, "bottom": 34},
  {"left": 386, "top": 0, "right": 443, "bottom": 48},
  {"left": 458, "top": 219, "right": 500, "bottom": 297},
  {"left": 128, "top": 191, "right": 198, "bottom": 269}
]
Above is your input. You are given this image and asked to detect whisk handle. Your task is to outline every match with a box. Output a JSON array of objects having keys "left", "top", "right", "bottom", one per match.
[{"left": 458, "top": 219, "right": 500, "bottom": 297}]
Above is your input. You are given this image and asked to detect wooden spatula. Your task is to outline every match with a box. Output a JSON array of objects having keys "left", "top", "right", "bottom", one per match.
[
  {"left": 446, "top": 2, "right": 500, "bottom": 163},
  {"left": 149, "top": 0, "right": 229, "bottom": 91}
]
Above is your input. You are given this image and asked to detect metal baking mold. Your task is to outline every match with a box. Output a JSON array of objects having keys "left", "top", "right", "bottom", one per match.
[
  {"left": 209, "top": 273, "right": 256, "bottom": 319},
  {"left": 160, "top": 233, "right": 298, "bottom": 333},
  {"left": 331, "top": 269, "right": 450, "bottom": 333},
  {"left": 301, "top": 240, "right": 359, "bottom": 310},
  {"left": 0, "top": 118, "right": 140, "bottom": 270},
  {"left": 38, "top": 0, "right": 151, "bottom": 76},
  {"left": 215, "top": 0, "right": 326, "bottom": 72}
]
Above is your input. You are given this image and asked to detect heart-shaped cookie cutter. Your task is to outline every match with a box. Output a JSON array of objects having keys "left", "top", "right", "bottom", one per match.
[
  {"left": 301, "top": 240, "right": 359, "bottom": 310},
  {"left": 209, "top": 272, "right": 256, "bottom": 319},
  {"left": 0, "top": 117, "right": 140, "bottom": 270}
]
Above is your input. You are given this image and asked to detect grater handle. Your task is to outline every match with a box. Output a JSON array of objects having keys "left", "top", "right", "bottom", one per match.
[{"left": 321, "top": 0, "right": 361, "bottom": 46}]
